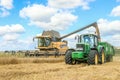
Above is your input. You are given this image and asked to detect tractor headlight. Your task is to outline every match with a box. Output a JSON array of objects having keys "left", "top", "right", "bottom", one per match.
[{"left": 77, "top": 47, "right": 83, "bottom": 50}]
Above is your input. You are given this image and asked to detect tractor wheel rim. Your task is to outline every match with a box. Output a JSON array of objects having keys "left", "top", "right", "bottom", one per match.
[
  {"left": 102, "top": 51, "right": 105, "bottom": 63},
  {"left": 72, "top": 60, "right": 76, "bottom": 64},
  {"left": 95, "top": 54, "right": 98, "bottom": 65}
]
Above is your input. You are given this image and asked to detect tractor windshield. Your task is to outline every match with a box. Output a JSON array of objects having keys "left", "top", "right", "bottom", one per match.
[
  {"left": 38, "top": 37, "right": 51, "bottom": 47},
  {"left": 81, "top": 35, "right": 98, "bottom": 48}
]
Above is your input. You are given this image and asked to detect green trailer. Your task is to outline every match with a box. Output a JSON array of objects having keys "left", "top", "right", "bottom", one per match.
[{"left": 65, "top": 34, "right": 115, "bottom": 65}]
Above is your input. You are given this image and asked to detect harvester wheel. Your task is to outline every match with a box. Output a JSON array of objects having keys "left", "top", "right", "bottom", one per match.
[
  {"left": 44, "top": 51, "right": 49, "bottom": 58},
  {"left": 34, "top": 50, "right": 39, "bottom": 57},
  {"left": 54, "top": 49, "right": 59, "bottom": 58},
  {"left": 88, "top": 50, "right": 98, "bottom": 65},
  {"left": 100, "top": 49, "right": 105, "bottom": 64},
  {"left": 65, "top": 50, "right": 75, "bottom": 65},
  {"left": 25, "top": 50, "right": 30, "bottom": 57}
]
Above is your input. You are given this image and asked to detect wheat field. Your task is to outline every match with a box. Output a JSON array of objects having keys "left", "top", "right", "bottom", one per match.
[{"left": 0, "top": 52, "right": 120, "bottom": 80}]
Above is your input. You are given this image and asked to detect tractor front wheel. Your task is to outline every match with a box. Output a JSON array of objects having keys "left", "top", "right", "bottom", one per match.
[
  {"left": 65, "top": 50, "right": 75, "bottom": 65},
  {"left": 88, "top": 50, "right": 98, "bottom": 65}
]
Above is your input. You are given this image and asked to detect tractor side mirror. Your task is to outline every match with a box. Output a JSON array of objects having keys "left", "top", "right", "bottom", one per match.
[
  {"left": 75, "top": 36, "right": 77, "bottom": 40},
  {"left": 33, "top": 37, "right": 35, "bottom": 42},
  {"left": 75, "top": 35, "right": 80, "bottom": 43},
  {"left": 75, "top": 35, "right": 79, "bottom": 40}
]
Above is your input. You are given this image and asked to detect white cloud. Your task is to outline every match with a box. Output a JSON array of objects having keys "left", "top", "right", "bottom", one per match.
[
  {"left": 3, "top": 33, "right": 19, "bottom": 41},
  {"left": 0, "top": 0, "right": 13, "bottom": 9},
  {"left": 0, "top": 24, "right": 25, "bottom": 41},
  {"left": 0, "top": 24, "right": 25, "bottom": 36},
  {"left": 112, "top": 34, "right": 120, "bottom": 40},
  {"left": 0, "top": 0, "right": 13, "bottom": 17},
  {"left": 20, "top": 4, "right": 57, "bottom": 22},
  {"left": 30, "top": 12, "right": 77, "bottom": 30},
  {"left": 20, "top": 4, "right": 77, "bottom": 30},
  {"left": 48, "top": 0, "right": 95, "bottom": 10},
  {"left": 97, "top": 18, "right": 120, "bottom": 36},
  {"left": 97, "top": 18, "right": 120, "bottom": 46},
  {"left": 0, "top": 37, "right": 35, "bottom": 51},
  {"left": 110, "top": 5, "right": 120, "bottom": 16}
]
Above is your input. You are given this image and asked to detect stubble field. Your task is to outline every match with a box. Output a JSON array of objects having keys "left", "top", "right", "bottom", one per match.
[{"left": 0, "top": 52, "right": 120, "bottom": 80}]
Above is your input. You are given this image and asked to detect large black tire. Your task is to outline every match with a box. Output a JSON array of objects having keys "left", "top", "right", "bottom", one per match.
[
  {"left": 25, "top": 50, "right": 30, "bottom": 57},
  {"left": 34, "top": 50, "right": 39, "bottom": 57},
  {"left": 65, "top": 50, "right": 75, "bottom": 64},
  {"left": 88, "top": 50, "right": 98, "bottom": 65},
  {"left": 100, "top": 49, "right": 106, "bottom": 64},
  {"left": 44, "top": 51, "right": 49, "bottom": 58}
]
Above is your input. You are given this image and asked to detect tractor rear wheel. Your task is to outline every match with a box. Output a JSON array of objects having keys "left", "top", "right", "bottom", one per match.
[
  {"left": 88, "top": 50, "right": 98, "bottom": 65},
  {"left": 65, "top": 50, "right": 75, "bottom": 64},
  {"left": 100, "top": 49, "right": 105, "bottom": 64}
]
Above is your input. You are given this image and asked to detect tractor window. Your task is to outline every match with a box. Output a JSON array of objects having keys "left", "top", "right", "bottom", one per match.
[{"left": 83, "top": 35, "right": 94, "bottom": 48}]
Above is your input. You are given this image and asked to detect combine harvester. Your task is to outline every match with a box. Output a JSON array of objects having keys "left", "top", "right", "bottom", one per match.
[
  {"left": 65, "top": 22, "right": 115, "bottom": 65},
  {"left": 32, "top": 30, "right": 68, "bottom": 57}
]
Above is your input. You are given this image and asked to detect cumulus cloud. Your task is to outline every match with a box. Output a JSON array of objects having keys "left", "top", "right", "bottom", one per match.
[
  {"left": 0, "top": 0, "right": 13, "bottom": 17},
  {"left": 0, "top": 24, "right": 25, "bottom": 36},
  {"left": 0, "top": 37, "right": 35, "bottom": 50},
  {"left": 20, "top": 4, "right": 77, "bottom": 30},
  {"left": 110, "top": 5, "right": 120, "bottom": 16},
  {"left": 2, "top": 33, "right": 19, "bottom": 41},
  {"left": 97, "top": 18, "right": 120, "bottom": 46},
  {"left": 97, "top": 18, "right": 120, "bottom": 36},
  {"left": 0, "top": 24, "right": 29, "bottom": 50},
  {"left": 48, "top": 0, "right": 95, "bottom": 10},
  {"left": 0, "top": 0, "right": 13, "bottom": 9},
  {"left": 0, "top": 24, "right": 25, "bottom": 41},
  {"left": 30, "top": 12, "right": 77, "bottom": 30},
  {"left": 20, "top": 4, "right": 57, "bottom": 22},
  {"left": 19, "top": 0, "right": 95, "bottom": 31}
]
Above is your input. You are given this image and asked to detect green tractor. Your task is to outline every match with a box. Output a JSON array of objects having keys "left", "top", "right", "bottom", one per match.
[{"left": 65, "top": 34, "right": 115, "bottom": 65}]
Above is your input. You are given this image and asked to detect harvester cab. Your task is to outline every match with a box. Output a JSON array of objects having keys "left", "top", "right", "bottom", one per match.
[
  {"left": 35, "top": 36, "right": 52, "bottom": 47},
  {"left": 33, "top": 30, "right": 68, "bottom": 56}
]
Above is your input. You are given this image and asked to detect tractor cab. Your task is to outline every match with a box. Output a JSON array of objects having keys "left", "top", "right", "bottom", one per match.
[
  {"left": 80, "top": 34, "right": 98, "bottom": 48},
  {"left": 76, "top": 34, "right": 98, "bottom": 50}
]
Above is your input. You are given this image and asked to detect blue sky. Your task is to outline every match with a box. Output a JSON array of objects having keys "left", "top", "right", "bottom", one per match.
[{"left": 0, "top": 0, "right": 120, "bottom": 50}]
